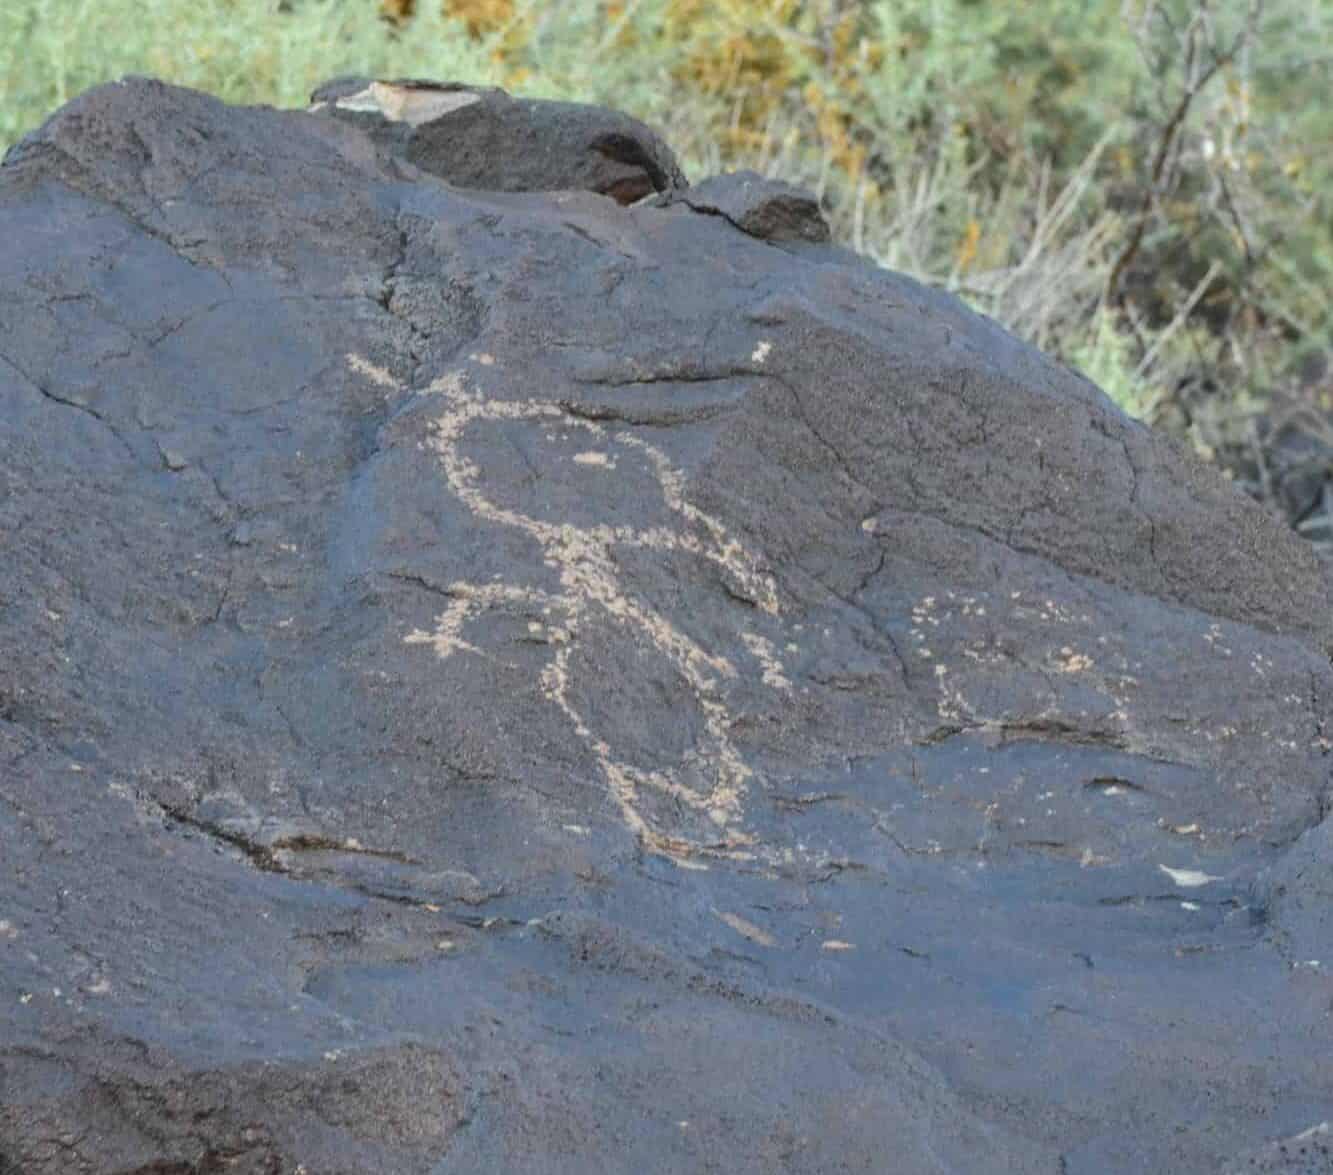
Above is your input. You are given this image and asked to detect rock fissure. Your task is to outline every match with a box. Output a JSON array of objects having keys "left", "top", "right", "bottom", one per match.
[
  {"left": 149, "top": 794, "right": 417, "bottom": 873},
  {"left": 0, "top": 350, "right": 136, "bottom": 460},
  {"left": 555, "top": 396, "right": 735, "bottom": 428}
]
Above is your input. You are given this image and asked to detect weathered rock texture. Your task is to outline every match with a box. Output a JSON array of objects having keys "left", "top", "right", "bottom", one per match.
[
  {"left": 2, "top": 77, "right": 1332, "bottom": 1173},
  {"left": 651, "top": 169, "right": 831, "bottom": 243},
  {"left": 308, "top": 77, "right": 688, "bottom": 205}
]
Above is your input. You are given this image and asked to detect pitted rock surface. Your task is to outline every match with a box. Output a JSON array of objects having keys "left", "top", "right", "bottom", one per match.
[
  {"left": 2, "top": 76, "right": 1333, "bottom": 1173},
  {"left": 308, "top": 76, "right": 688, "bottom": 205}
]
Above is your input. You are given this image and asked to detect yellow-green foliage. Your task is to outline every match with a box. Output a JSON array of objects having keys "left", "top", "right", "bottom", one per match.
[{"left": 0, "top": 0, "right": 503, "bottom": 147}]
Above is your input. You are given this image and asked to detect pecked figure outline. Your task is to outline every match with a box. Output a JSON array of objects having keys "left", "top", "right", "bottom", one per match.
[{"left": 355, "top": 352, "right": 795, "bottom": 865}]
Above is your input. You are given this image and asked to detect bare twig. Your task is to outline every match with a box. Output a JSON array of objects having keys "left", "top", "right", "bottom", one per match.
[
  {"left": 1105, "top": 0, "right": 1264, "bottom": 304},
  {"left": 1134, "top": 259, "right": 1222, "bottom": 381}
]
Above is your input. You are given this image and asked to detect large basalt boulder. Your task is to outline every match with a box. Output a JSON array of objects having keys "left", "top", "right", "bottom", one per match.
[{"left": 2, "top": 76, "right": 1332, "bottom": 1173}]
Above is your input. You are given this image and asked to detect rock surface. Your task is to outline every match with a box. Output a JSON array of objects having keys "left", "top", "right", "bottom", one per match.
[
  {"left": 2, "top": 76, "right": 1332, "bottom": 1173},
  {"left": 652, "top": 169, "right": 831, "bottom": 243},
  {"left": 308, "top": 77, "right": 687, "bottom": 205}
]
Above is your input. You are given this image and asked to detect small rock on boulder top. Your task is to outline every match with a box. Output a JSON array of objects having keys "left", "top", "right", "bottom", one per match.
[
  {"left": 653, "top": 168, "right": 831, "bottom": 243},
  {"left": 309, "top": 76, "right": 688, "bottom": 204}
]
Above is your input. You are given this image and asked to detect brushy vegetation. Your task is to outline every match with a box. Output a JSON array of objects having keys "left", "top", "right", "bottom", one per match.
[{"left": 2, "top": 0, "right": 1328, "bottom": 464}]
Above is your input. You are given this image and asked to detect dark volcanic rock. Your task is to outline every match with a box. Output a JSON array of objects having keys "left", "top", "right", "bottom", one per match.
[
  {"left": 308, "top": 76, "right": 688, "bottom": 205},
  {"left": 2, "top": 76, "right": 1333, "bottom": 1173},
  {"left": 653, "top": 169, "right": 831, "bottom": 243}
]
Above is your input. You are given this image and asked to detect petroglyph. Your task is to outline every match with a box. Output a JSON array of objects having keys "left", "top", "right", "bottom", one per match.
[
  {"left": 741, "top": 632, "right": 793, "bottom": 692},
  {"left": 356, "top": 354, "right": 792, "bottom": 862},
  {"left": 346, "top": 353, "right": 398, "bottom": 390},
  {"left": 714, "top": 908, "right": 776, "bottom": 947}
]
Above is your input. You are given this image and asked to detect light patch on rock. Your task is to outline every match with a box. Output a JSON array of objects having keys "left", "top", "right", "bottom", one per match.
[
  {"left": 1203, "top": 622, "right": 1232, "bottom": 656},
  {"left": 751, "top": 340, "right": 772, "bottom": 364},
  {"left": 1158, "top": 864, "right": 1222, "bottom": 888},
  {"left": 934, "top": 664, "right": 968, "bottom": 723},
  {"left": 346, "top": 352, "right": 397, "bottom": 389},
  {"left": 741, "top": 632, "right": 792, "bottom": 691},
  {"left": 325, "top": 81, "right": 482, "bottom": 127},
  {"left": 1054, "top": 646, "right": 1094, "bottom": 673},
  {"left": 573, "top": 450, "right": 614, "bottom": 467},
  {"left": 714, "top": 908, "right": 776, "bottom": 946}
]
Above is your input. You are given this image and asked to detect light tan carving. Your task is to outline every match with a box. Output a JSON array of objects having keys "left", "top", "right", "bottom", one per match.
[{"left": 353, "top": 355, "right": 791, "bottom": 864}]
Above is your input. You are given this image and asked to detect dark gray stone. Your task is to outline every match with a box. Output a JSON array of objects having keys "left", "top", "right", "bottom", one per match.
[
  {"left": 653, "top": 168, "right": 831, "bottom": 242},
  {"left": 2, "top": 75, "right": 1332, "bottom": 1173},
  {"left": 308, "top": 76, "right": 688, "bottom": 205}
]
